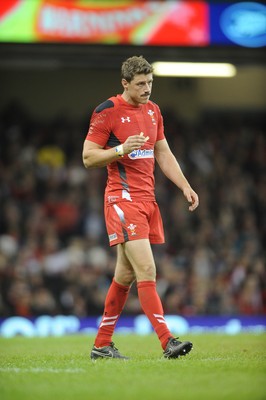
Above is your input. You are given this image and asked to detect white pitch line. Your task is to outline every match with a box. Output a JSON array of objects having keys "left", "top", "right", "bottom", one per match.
[{"left": 0, "top": 367, "right": 86, "bottom": 374}]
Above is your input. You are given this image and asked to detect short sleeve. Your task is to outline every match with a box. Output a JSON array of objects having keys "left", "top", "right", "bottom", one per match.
[{"left": 86, "top": 107, "right": 112, "bottom": 147}]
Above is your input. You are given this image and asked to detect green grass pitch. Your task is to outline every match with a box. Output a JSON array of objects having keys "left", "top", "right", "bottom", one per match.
[{"left": 0, "top": 333, "right": 265, "bottom": 400}]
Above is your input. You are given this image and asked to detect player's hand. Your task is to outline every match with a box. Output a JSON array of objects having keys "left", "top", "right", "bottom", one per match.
[
  {"left": 123, "top": 132, "right": 149, "bottom": 154},
  {"left": 183, "top": 187, "right": 199, "bottom": 211}
]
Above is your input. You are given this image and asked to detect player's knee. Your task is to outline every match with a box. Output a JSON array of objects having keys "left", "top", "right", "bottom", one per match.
[
  {"left": 115, "top": 270, "right": 136, "bottom": 286},
  {"left": 136, "top": 264, "right": 156, "bottom": 281},
  {"left": 123, "top": 275, "right": 136, "bottom": 286}
]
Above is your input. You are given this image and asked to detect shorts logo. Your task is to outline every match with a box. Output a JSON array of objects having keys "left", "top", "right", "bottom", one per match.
[
  {"left": 109, "top": 233, "right": 118, "bottom": 241},
  {"left": 127, "top": 223, "right": 137, "bottom": 236},
  {"left": 128, "top": 149, "right": 154, "bottom": 159}
]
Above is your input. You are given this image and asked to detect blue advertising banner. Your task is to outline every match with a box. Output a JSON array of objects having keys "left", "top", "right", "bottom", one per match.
[
  {"left": 210, "top": 2, "right": 266, "bottom": 47},
  {"left": 0, "top": 315, "right": 265, "bottom": 338}
]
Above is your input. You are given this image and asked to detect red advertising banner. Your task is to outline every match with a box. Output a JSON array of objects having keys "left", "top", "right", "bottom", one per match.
[
  {"left": 36, "top": 0, "right": 209, "bottom": 45},
  {"left": 0, "top": 0, "right": 209, "bottom": 46}
]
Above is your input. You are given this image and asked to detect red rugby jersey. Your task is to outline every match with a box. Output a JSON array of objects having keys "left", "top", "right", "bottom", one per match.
[{"left": 86, "top": 95, "right": 165, "bottom": 203}]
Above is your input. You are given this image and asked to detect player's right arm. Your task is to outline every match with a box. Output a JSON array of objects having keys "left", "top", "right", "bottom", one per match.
[
  {"left": 83, "top": 135, "right": 148, "bottom": 169},
  {"left": 83, "top": 140, "right": 120, "bottom": 168}
]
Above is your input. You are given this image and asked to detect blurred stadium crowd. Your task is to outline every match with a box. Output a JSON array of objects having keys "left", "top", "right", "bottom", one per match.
[{"left": 0, "top": 101, "right": 265, "bottom": 317}]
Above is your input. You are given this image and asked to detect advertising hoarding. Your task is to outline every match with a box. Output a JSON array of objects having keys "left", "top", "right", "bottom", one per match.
[{"left": 0, "top": 0, "right": 265, "bottom": 47}]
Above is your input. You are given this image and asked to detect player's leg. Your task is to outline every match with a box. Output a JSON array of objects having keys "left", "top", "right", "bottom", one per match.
[
  {"left": 123, "top": 238, "right": 172, "bottom": 348},
  {"left": 91, "top": 248, "right": 135, "bottom": 359},
  {"left": 93, "top": 245, "right": 135, "bottom": 349},
  {"left": 124, "top": 238, "right": 193, "bottom": 358},
  {"left": 91, "top": 202, "right": 138, "bottom": 359}
]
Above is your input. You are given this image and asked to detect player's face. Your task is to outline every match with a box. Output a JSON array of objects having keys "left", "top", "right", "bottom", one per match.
[{"left": 122, "top": 73, "right": 153, "bottom": 106}]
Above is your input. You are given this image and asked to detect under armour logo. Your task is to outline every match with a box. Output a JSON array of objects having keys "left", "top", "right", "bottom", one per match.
[{"left": 121, "top": 117, "right": 130, "bottom": 123}]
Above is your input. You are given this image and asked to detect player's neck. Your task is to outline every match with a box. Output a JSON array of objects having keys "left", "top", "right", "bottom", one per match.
[{"left": 121, "top": 92, "right": 141, "bottom": 107}]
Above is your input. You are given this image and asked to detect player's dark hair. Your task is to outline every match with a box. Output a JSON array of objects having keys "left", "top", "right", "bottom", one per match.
[{"left": 121, "top": 56, "right": 153, "bottom": 82}]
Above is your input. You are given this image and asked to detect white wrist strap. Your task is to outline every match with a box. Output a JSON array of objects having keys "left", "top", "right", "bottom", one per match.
[{"left": 115, "top": 144, "right": 124, "bottom": 157}]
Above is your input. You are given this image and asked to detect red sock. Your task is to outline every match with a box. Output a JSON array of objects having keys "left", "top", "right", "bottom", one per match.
[
  {"left": 137, "top": 281, "right": 173, "bottom": 349},
  {"left": 94, "top": 278, "right": 130, "bottom": 348}
]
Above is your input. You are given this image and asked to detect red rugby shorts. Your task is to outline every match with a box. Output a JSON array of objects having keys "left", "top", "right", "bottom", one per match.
[{"left": 104, "top": 201, "right": 165, "bottom": 246}]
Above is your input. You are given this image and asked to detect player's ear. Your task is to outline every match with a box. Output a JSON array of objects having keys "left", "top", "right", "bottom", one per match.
[{"left": 121, "top": 78, "right": 129, "bottom": 90}]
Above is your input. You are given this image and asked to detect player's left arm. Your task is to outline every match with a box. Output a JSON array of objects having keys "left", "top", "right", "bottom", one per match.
[{"left": 154, "top": 139, "right": 199, "bottom": 211}]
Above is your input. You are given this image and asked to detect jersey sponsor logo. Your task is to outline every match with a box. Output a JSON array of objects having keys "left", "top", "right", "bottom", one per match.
[
  {"left": 128, "top": 149, "right": 154, "bottom": 159},
  {"left": 121, "top": 116, "right": 130, "bottom": 123}
]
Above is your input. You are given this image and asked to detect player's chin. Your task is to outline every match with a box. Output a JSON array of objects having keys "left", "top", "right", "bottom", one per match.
[{"left": 140, "top": 96, "right": 150, "bottom": 104}]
